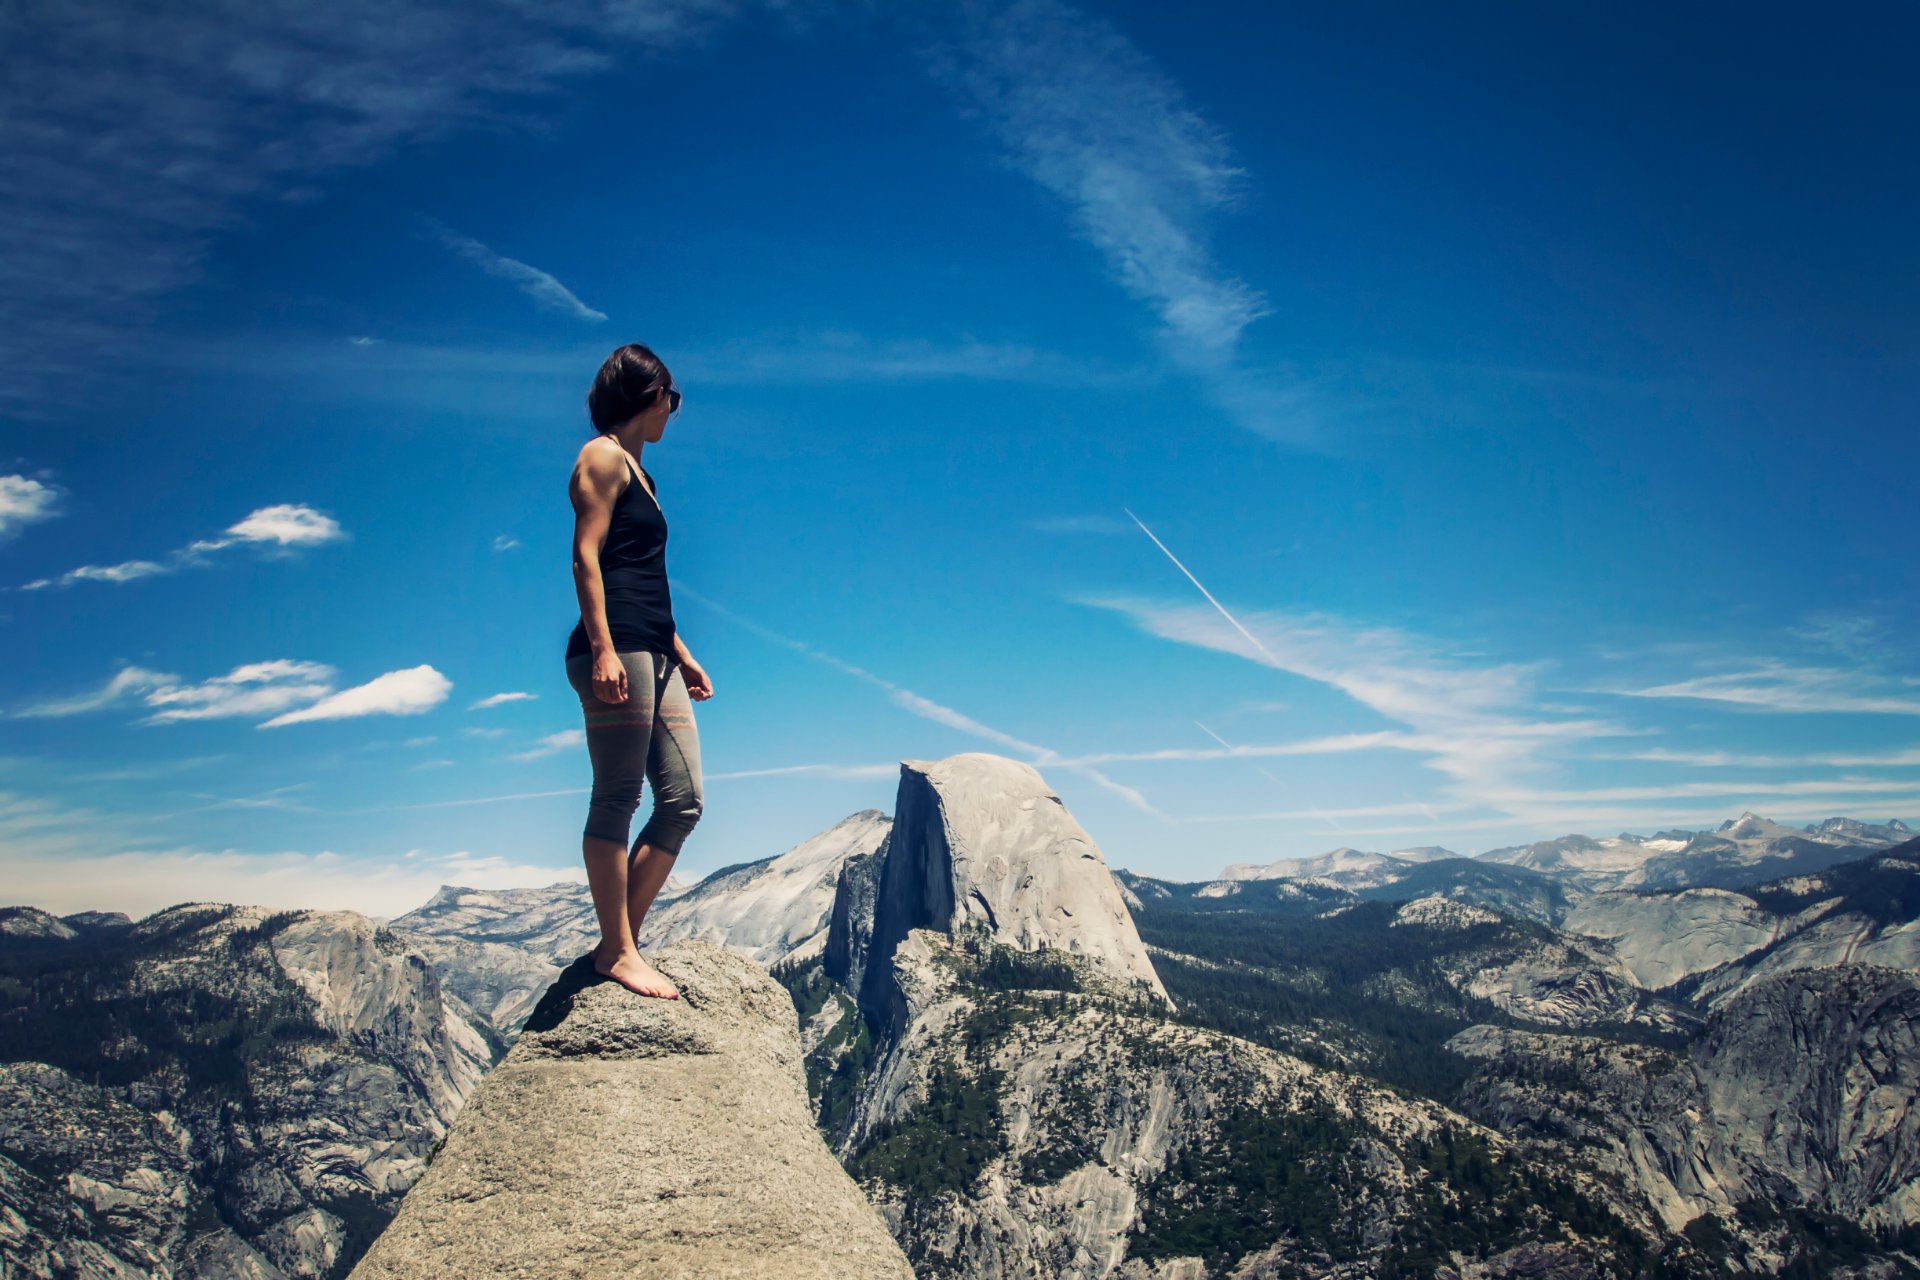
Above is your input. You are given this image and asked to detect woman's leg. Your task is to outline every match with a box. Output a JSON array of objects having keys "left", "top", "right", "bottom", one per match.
[
  {"left": 629, "top": 659, "right": 704, "bottom": 943},
  {"left": 566, "top": 652, "right": 678, "bottom": 998}
]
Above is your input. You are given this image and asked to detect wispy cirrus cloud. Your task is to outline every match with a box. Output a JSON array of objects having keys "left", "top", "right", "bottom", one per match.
[
  {"left": 1, "top": 0, "right": 734, "bottom": 410},
  {"left": 1029, "top": 514, "right": 1131, "bottom": 535},
  {"left": 933, "top": 0, "right": 1308, "bottom": 442},
  {"left": 1591, "top": 745, "right": 1920, "bottom": 770},
  {"left": 22, "top": 502, "right": 344, "bottom": 590},
  {"left": 261, "top": 666, "right": 452, "bottom": 727},
  {"left": 426, "top": 221, "right": 607, "bottom": 322},
  {"left": 0, "top": 475, "right": 60, "bottom": 536},
  {"left": 1099, "top": 511, "right": 1627, "bottom": 809},
  {"left": 935, "top": 0, "right": 1262, "bottom": 357},
  {"left": 14, "top": 661, "right": 336, "bottom": 723},
  {"left": 1606, "top": 662, "right": 1920, "bottom": 715}
]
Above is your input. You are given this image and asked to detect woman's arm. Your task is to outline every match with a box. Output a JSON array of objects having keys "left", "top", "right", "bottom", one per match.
[
  {"left": 570, "top": 441, "right": 630, "bottom": 703},
  {"left": 672, "top": 632, "right": 713, "bottom": 701}
]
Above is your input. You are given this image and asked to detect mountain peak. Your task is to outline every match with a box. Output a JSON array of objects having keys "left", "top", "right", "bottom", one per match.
[{"left": 850, "top": 754, "right": 1169, "bottom": 1021}]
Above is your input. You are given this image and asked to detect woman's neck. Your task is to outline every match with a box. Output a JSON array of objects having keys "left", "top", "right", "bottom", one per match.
[{"left": 608, "top": 428, "right": 646, "bottom": 461}]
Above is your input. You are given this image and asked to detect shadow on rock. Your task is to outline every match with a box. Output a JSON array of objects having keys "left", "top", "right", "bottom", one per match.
[{"left": 518, "top": 954, "right": 606, "bottom": 1035}]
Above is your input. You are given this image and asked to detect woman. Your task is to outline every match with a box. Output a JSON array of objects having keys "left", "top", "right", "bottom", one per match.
[{"left": 565, "top": 343, "right": 712, "bottom": 999}]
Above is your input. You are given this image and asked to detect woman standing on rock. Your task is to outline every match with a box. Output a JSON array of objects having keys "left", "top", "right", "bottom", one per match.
[{"left": 565, "top": 343, "right": 711, "bottom": 999}]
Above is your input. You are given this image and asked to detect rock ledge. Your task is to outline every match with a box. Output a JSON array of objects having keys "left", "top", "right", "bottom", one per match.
[{"left": 348, "top": 941, "right": 913, "bottom": 1280}]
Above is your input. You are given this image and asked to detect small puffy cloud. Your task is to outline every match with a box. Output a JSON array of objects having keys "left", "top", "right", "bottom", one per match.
[
  {"left": 191, "top": 503, "right": 345, "bottom": 553},
  {"left": 492, "top": 535, "right": 521, "bottom": 552},
  {"left": 229, "top": 504, "right": 345, "bottom": 546},
  {"left": 262, "top": 665, "right": 452, "bottom": 727},
  {"left": 510, "top": 729, "right": 584, "bottom": 761},
  {"left": 0, "top": 475, "right": 60, "bottom": 536},
  {"left": 471, "top": 691, "right": 535, "bottom": 709}
]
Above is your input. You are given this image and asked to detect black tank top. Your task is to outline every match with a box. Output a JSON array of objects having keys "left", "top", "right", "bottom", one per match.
[{"left": 566, "top": 452, "right": 675, "bottom": 659}]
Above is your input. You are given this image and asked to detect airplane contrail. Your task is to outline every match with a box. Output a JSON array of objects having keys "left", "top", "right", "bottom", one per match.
[{"left": 1123, "top": 508, "right": 1285, "bottom": 669}]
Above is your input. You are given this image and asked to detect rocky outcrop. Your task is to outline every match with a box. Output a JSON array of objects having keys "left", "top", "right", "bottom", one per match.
[
  {"left": 641, "top": 809, "right": 892, "bottom": 966},
  {"left": 347, "top": 942, "right": 913, "bottom": 1280},
  {"left": 842, "top": 754, "right": 1169, "bottom": 1031}
]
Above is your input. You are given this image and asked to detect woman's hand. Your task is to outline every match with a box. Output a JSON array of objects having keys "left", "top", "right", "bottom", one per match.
[
  {"left": 680, "top": 655, "right": 714, "bottom": 701},
  {"left": 592, "top": 651, "right": 629, "bottom": 704}
]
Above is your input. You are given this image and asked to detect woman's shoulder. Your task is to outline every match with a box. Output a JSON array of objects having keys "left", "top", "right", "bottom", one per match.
[{"left": 573, "top": 435, "right": 632, "bottom": 480}]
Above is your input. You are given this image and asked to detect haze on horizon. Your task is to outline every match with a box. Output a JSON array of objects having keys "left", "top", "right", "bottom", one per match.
[{"left": 3, "top": 0, "right": 1916, "bottom": 920}]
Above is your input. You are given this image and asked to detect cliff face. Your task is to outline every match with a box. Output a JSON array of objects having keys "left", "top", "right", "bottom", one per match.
[
  {"left": 842, "top": 754, "right": 1169, "bottom": 1033},
  {"left": 0, "top": 905, "right": 500, "bottom": 1280},
  {"left": 346, "top": 942, "right": 912, "bottom": 1280},
  {"left": 1452, "top": 965, "right": 1920, "bottom": 1244}
]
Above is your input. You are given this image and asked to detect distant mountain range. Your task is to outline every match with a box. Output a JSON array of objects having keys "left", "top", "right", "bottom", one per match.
[{"left": 5, "top": 784, "right": 1919, "bottom": 1279}]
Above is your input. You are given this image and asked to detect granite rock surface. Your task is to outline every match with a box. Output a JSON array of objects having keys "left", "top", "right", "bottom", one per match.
[{"left": 346, "top": 941, "right": 913, "bottom": 1280}]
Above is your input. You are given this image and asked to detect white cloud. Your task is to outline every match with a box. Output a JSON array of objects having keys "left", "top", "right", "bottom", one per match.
[
  {"left": 933, "top": 1, "right": 1310, "bottom": 441},
  {"left": 23, "top": 503, "right": 345, "bottom": 589},
  {"left": 492, "top": 535, "right": 521, "bottom": 552},
  {"left": 471, "top": 691, "right": 536, "bottom": 709},
  {"left": 936, "top": 0, "right": 1262, "bottom": 358},
  {"left": 1591, "top": 745, "right": 1920, "bottom": 769},
  {"left": 1096, "top": 512, "right": 1639, "bottom": 821},
  {"left": 509, "top": 729, "right": 585, "bottom": 761},
  {"left": 427, "top": 221, "right": 607, "bottom": 322},
  {"left": 13, "top": 661, "right": 335, "bottom": 722},
  {"left": 192, "top": 503, "right": 346, "bottom": 552},
  {"left": 262, "top": 665, "right": 452, "bottom": 727},
  {"left": 0, "top": 475, "right": 60, "bottom": 535},
  {"left": 705, "top": 762, "right": 901, "bottom": 781},
  {"left": 146, "top": 660, "right": 340, "bottom": 724},
  {"left": 22, "top": 560, "right": 169, "bottom": 590},
  {"left": 13, "top": 667, "right": 180, "bottom": 717},
  {"left": 1609, "top": 662, "right": 1920, "bottom": 715}
]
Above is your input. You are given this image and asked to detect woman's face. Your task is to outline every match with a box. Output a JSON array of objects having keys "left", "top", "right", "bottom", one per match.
[
  {"left": 638, "top": 396, "right": 670, "bottom": 443},
  {"left": 636, "top": 381, "right": 677, "bottom": 443}
]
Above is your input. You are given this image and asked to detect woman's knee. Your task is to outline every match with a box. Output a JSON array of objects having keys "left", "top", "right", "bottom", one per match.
[
  {"left": 584, "top": 778, "right": 645, "bottom": 844},
  {"left": 640, "top": 786, "right": 702, "bottom": 853}
]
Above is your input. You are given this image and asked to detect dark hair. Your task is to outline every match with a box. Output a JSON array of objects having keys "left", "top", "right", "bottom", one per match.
[{"left": 587, "top": 343, "right": 673, "bottom": 431}]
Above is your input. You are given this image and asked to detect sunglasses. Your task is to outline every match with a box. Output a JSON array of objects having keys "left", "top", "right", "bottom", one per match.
[{"left": 650, "top": 382, "right": 682, "bottom": 415}]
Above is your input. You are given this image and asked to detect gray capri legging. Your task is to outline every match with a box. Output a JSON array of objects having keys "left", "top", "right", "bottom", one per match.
[{"left": 565, "top": 651, "right": 704, "bottom": 855}]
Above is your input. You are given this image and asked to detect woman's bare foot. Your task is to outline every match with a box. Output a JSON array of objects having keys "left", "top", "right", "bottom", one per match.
[{"left": 592, "top": 944, "right": 680, "bottom": 998}]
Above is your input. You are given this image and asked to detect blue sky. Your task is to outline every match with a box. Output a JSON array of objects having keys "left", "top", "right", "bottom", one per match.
[{"left": 4, "top": 0, "right": 1917, "bottom": 917}]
